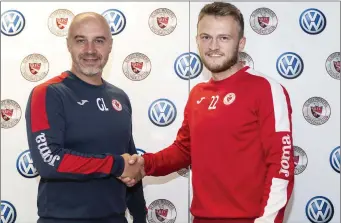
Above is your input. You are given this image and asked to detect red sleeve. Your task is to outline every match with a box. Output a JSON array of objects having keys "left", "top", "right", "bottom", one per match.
[
  {"left": 143, "top": 94, "right": 192, "bottom": 176},
  {"left": 254, "top": 80, "right": 294, "bottom": 223}
]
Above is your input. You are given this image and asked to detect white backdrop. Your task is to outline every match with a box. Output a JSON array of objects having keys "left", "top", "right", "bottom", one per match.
[{"left": 1, "top": 1, "right": 340, "bottom": 223}]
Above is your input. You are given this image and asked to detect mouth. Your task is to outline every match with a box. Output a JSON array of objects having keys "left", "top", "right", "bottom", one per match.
[
  {"left": 82, "top": 58, "right": 99, "bottom": 64},
  {"left": 206, "top": 53, "right": 224, "bottom": 58}
]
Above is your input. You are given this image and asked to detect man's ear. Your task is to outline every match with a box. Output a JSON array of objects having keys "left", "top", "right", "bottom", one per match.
[{"left": 238, "top": 36, "right": 246, "bottom": 52}]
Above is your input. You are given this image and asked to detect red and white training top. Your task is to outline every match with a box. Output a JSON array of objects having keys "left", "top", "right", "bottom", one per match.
[{"left": 143, "top": 66, "right": 295, "bottom": 223}]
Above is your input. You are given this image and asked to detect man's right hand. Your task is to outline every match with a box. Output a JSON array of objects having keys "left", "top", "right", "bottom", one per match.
[
  {"left": 120, "top": 154, "right": 144, "bottom": 183},
  {"left": 118, "top": 154, "right": 145, "bottom": 187}
]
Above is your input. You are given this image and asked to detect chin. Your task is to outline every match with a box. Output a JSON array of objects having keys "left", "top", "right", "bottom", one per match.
[
  {"left": 81, "top": 68, "right": 102, "bottom": 77},
  {"left": 203, "top": 62, "right": 224, "bottom": 72}
]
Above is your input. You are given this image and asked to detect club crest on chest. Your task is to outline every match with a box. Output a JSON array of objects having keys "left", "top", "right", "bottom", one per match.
[
  {"left": 223, "top": 93, "right": 236, "bottom": 105},
  {"left": 112, "top": 99, "right": 122, "bottom": 111}
]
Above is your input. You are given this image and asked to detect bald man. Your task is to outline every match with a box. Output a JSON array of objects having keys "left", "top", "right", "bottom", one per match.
[{"left": 25, "top": 12, "right": 147, "bottom": 223}]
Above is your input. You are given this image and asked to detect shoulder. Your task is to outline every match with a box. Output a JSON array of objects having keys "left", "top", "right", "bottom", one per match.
[
  {"left": 244, "top": 67, "right": 288, "bottom": 95},
  {"left": 105, "top": 82, "right": 130, "bottom": 100},
  {"left": 244, "top": 68, "right": 292, "bottom": 109},
  {"left": 104, "top": 81, "right": 132, "bottom": 110},
  {"left": 30, "top": 72, "right": 69, "bottom": 98},
  {"left": 189, "top": 81, "right": 207, "bottom": 96},
  {"left": 244, "top": 68, "right": 280, "bottom": 86}
]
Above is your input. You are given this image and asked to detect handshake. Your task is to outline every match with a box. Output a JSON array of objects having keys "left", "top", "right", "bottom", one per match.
[{"left": 118, "top": 153, "right": 145, "bottom": 187}]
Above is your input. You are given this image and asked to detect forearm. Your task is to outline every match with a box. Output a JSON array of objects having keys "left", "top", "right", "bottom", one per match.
[
  {"left": 143, "top": 141, "right": 191, "bottom": 176},
  {"left": 28, "top": 132, "right": 124, "bottom": 180}
]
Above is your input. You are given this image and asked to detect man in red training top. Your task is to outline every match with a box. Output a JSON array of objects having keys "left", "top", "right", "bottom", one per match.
[{"left": 120, "top": 2, "right": 295, "bottom": 223}]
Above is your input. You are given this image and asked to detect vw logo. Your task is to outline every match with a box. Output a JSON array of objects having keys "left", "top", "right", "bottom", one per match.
[
  {"left": 16, "top": 150, "right": 38, "bottom": 178},
  {"left": 306, "top": 196, "right": 334, "bottom": 223},
  {"left": 1, "top": 10, "right": 25, "bottom": 36},
  {"left": 276, "top": 52, "right": 304, "bottom": 79},
  {"left": 299, "top": 8, "right": 326, "bottom": 35},
  {"left": 136, "top": 148, "right": 146, "bottom": 156},
  {"left": 330, "top": 146, "right": 340, "bottom": 173},
  {"left": 148, "top": 99, "right": 177, "bottom": 127},
  {"left": 1, "top": 200, "right": 17, "bottom": 223},
  {"left": 174, "top": 52, "right": 203, "bottom": 80},
  {"left": 102, "top": 9, "right": 126, "bottom": 35}
]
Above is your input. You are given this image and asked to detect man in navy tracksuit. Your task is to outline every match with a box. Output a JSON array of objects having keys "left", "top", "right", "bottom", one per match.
[{"left": 25, "top": 12, "right": 146, "bottom": 223}]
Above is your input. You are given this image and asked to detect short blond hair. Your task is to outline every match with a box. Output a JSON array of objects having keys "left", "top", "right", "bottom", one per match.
[{"left": 198, "top": 2, "right": 244, "bottom": 39}]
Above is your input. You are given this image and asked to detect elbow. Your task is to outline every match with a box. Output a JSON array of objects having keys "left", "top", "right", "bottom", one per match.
[
  {"left": 34, "top": 163, "right": 59, "bottom": 179},
  {"left": 36, "top": 167, "right": 55, "bottom": 179}
]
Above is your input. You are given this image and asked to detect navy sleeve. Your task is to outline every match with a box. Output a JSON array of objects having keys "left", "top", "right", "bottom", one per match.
[
  {"left": 126, "top": 138, "right": 147, "bottom": 223},
  {"left": 123, "top": 94, "right": 147, "bottom": 222},
  {"left": 25, "top": 84, "right": 125, "bottom": 180}
]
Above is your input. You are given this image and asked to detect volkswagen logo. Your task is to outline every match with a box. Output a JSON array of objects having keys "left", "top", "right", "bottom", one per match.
[
  {"left": 174, "top": 52, "right": 203, "bottom": 80},
  {"left": 1, "top": 10, "right": 25, "bottom": 36},
  {"left": 136, "top": 148, "right": 146, "bottom": 156},
  {"left": 300, "top": 8, "right": 326, "bottom": 35},
  {"left": 102, "top": 9, "right": 126, "bottom": 35},
  {"left": 330, "top": 146, "right": 340, "bottom": 173},
  {"left": 306, "top": 196, "right": 334, "bottom": 223},
  {"left": 276, "top": 52, "right": 304, "bottom": 79},
  {"left": 1, "top": 200, "right": 17, "bottom": 223},
  {"left": 16, "top": 150, "right": 38, "bottom": 178},
  {"left": 148, "top": 99, "right": 177, "bottom": 127}
]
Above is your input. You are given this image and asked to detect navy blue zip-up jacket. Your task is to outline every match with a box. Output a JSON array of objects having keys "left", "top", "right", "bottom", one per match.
[{"left": 25, "top": 71, "right": 147, "bottom": 222}]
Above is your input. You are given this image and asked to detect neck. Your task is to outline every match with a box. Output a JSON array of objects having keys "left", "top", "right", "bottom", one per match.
[
  {"left": 70, "top": 66, "right": 103, "bottom": 86},
  {"left": 211, "top": 62, "right": 244, "bottom": 81}
]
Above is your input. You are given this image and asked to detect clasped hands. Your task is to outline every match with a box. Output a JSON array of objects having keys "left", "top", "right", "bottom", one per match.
[{"left": 118, "top": 153, "right": 144, "bottom": 187}]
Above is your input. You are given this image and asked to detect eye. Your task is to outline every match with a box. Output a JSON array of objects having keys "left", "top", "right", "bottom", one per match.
[
  {"left": 220, "top": 36, "right": 229, "bottom": 41},
  {"left": 201, "top": 35, "right": 210, "bottom": 40},
  {"left": 95, "top": 39, "right": 104, "bottom": 44},
  {"left": 76, "top": 39, "right": 85, "bottom": 43}
]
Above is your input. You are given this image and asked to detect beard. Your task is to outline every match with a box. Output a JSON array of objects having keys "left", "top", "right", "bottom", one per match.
[
  {"left": 201, "top": 46, "right": 239, "bottom": 73},
  {"left": 79, "top": 66, "right": 102, "bottom": 77},
  {"left": 74, "top": 53, "right": 107, "bottom": 77}
]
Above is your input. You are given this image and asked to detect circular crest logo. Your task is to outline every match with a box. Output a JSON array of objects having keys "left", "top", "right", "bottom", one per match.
[
  {"left": 302, "top": 97, "right": 331, "bottom": 125},
  {"left": 102, "top": 9, "right": 126, "bottom": 35},
  {"left": 1, "top": 99, "right": 21, "bottom": 129},
  {"left": 122, "top": 53, "right": 151, "bottom": 81},
  {"left": 239, "top": 52, "right": 254, "bottom": 68},
  {"left": 20, "top": 54, "right": 49, "bottom": 82},
  {"left": 1, "top": 200, "right": 17, "bottom": 223},
  {"left": 276, "top": 52, "right": 304, "bottom": 79},
  {"left": 330, "top": 146, "right": 340, "bottom": 173},
  {"left": 223, "top": 93, "right": 236, "bottom": 105},
  {"left": 147, "top": 199, "right": 177, "bottom": 223},
  {"left": 148, "top": 99, "right": 177, "bottom": 127},
  {"left": 294, "top": 146, "right": 308, "bottom": 175},
  {"left": 48, "top": 9, "right": 74, "bottom": 37},
  {"left": 306, "top": 196, "right": 334, "bottom": 223},
  {"left": 1, "top": 10, "right": 25, "bottom": 36},
  {"left": 136, "top": 148, "right": 146, "bottom": 156},
  {"left": 16, "top": 150, "right": 39, "bottom": 178},
  {"left": 174, "top": 52, "right": 203, "bottom": 80},
  {"left": 148, "top": 8, "right": 177, "bottom": 36},
  {"left": 177, "top": 166, "right": 190, "bottom": 177},
  {"left": 112, "top": 99, "right": 122, "bottom": 111},
  {"left": 250, "top": 7, "right": 278, "bottom": 35},
  {"left": 325, "top": 52, "right": 340, "bottom": 80},
  {"left": 300, "top": 8, "right": 326, "bottom": 35}
]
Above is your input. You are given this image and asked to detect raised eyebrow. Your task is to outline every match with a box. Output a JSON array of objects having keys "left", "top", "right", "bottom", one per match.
[
  {"left": 74, "top": 35, "right": 85, "bottom": 39},
  {"left": 74, "top": 36, "right": 106, "bottom": 39},
  {"left": 217, "top": 34, "right": 232, "bottom": 38},
  {"left": 95, "top": 36, "right": 106, "bottom": 40},
  {"left": 199, "top": 33, "right": 211, "bottom": 37}
]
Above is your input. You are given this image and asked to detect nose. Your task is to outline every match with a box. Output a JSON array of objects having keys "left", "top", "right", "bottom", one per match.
[
  {"left": 209, "top": 38, "right": 219, "bottom": 51},
  {"left": 84, "top": 41, "right": 97, "bottom": 54}
]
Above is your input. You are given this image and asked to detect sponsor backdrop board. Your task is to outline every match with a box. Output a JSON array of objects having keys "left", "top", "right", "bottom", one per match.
[{"left": 1, "top": 2, "right": 340, "bottom": 223}]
